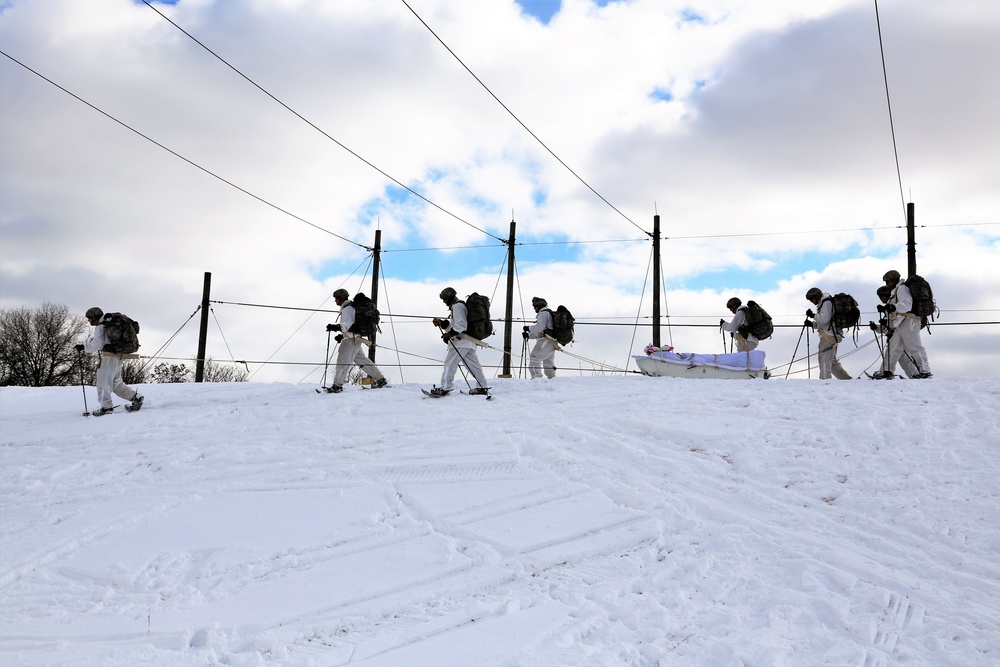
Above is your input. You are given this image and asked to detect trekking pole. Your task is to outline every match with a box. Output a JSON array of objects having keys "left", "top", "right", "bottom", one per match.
[
  {"left": 437, "top": 324, "right": 476, "bottom": 392},
  {"left": 320, "top": 329, "right": 332, "bottom": 390},
  {"left": 316, "top": 338, "right": 341, "bottom": 393},
  {"left": 806, "top": 324, "right": 812, "bottom": 378},
  {"left": 871, "top": 323, "right": 886, "bottom": 372},
  {"left": 785, "top": 322, "right": 807, "bottom": 379},
  {"left": 521, "top": 334, "right": 529, "bottom": 378},
  {"left": 78, "top": 349, "right": 89, "bottom": 416}
]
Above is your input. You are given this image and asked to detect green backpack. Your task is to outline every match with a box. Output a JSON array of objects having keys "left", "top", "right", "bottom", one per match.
[
  {"left": 463, "top": 293, "right": 493, "bottom": 340},
  {"left": 545, "top": 305, "right": 575, "bottom": 345},
  {"left": 101, "top": 312, "right": 140, "bottom": 354}
]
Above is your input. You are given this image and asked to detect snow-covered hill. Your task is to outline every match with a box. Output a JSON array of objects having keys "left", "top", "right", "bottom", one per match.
[{"left": 1, "top": 376, "right": 998, "bottom": 666}]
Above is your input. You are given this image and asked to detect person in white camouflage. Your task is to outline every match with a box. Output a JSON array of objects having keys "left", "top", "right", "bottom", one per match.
[{"left": 75, "top": 306, "right": 143, "bottom": 415}]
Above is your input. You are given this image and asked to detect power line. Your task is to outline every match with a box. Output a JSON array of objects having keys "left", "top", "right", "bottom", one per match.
[
  {"left": 873, "top": 0, "right": 907, "bottom": 222},
  {"left": 0, "top": 49, "right": 367, "bottom": 249},
  {"left": 399, "top": 0, "right": 648, "bottom": 236},
  {"left": 141, "top": 0, "right": 503, "bottom": 243}
]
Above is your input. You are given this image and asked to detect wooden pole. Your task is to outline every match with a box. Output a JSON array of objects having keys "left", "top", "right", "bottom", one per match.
[
  {"left": 652, "top": 214, "right": 661, "bottom": 347},
  {"left": 906, "top": 202, "right": 916, "bottom": 277},
  {"left": 195, "top": 272, "right": 211, "bottom": 382},
  {"left": 368, "top": 230, "right": 381, "bottom": 362},
  {"left": 501, "top": 219, "right": 516, "bottom": 378}
]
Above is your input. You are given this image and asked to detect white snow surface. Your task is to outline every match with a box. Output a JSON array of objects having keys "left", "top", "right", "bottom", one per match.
[{"left": 1, "top": 376, "right": 998, "bottom": 666}]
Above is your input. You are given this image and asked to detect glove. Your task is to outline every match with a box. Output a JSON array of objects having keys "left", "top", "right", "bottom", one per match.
[
  {"left": 885, "top": 304, "right": 896, "bottom": 313},
  {"left": 334, "top": 334, "right": 343, "bottom": 343},
  {"left": 326, "top": 323, "right": 341, "bottom": 332},
  {"left": 75, "top": 343, "right": 85, "bottom": 352},
  {"left": 805, "top": 309, "right": 815, "bottom": 318},
  {"left": 804, "top": 319, "right": 814, "bottom": 328},
  {"left": 522, "top": 330, "right": 529, "bottom": 340},
  {"left": 869, "top": 321, "right": 878, "bottom": 331},
  {"left": 442, "top": 331, "right": 459, "bottom": 343},
  {"left": 719, "top": 318, "right": 726, "bottom": 327},
  {"left": 523, "top": 325, "right": 529, "bottom": 332},
  {"left": 876, "top": 305, "right": 885, "bottom": 313}
]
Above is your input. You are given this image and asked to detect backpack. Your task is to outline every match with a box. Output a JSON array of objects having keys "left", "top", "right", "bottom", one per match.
[
  {"left": 823, "top": 293, "right": 860, "bottom": 331},
  {"left": 544, "top": 305, "right": 575, "bottom": 345},
  {"left": 349, "top": 292, "right": 379, "bottom": 336},
  {"left": 462, "top": 293, "right": 493, "bottom": 340},
  {"left": 904, "top": 275, "right": 936, "bottom": 324},
  {"left": 101, "top": 312, "right": 140, "bottom": 354},
  {"left": 738, "top": 301, "right": 773, "bottom": 340}
]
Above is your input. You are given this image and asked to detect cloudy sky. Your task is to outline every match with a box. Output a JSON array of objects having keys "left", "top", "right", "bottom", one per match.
[{"left": 2, "top": 0, "right": 998, "bottom": 383}]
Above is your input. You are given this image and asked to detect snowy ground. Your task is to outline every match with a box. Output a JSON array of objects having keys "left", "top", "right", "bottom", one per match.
[{"left": 1, "top": 374, "right": 998, "bottom": 666}]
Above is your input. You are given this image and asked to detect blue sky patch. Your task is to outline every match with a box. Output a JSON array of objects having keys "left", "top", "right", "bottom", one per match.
[
  {"left": 650, "top": 87, "right": 673, "bottom": 102},
  {"left": 679, "top": 8, "right": 707, "bottom": 24},
  {"left": 515, "top": 0, "right": 561, "bottom": 24}
]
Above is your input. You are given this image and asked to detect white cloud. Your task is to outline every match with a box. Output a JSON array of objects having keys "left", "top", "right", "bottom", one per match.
[{"left": 1, "top": 0, "right": 997, "bottom": 382}]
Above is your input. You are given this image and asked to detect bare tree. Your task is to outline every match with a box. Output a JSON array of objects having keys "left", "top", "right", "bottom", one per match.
[
  {"left": 152, "top": 362, "right": 190, "bottom": 383},
  {"left": 0, "top": 302, "right": 88, "bottom": 387},
  {"left": 202, "top": 357, "right": 249, "bottom": 383},
  {"left": 122, "top": 359, "right": 149, "bottom": 385}
]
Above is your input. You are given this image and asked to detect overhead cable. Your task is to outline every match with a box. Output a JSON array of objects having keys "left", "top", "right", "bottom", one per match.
[
  {"left": 142, "top": 0, "right": 503, "bottom": 242},
  {"left": 873, "top": 0, "right": 907, "bottom": 222},
  {"left": 0, "top": 49, "right": 365, "bottom": 249},
  {"left": 399, "top": 0, "right": 648, "bottom": 236}
]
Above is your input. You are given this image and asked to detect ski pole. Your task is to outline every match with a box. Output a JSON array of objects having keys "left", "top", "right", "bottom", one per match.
[
  {"left": 785, "top": 322, "right": 807, "bottom": 379},
  {"left": 520, "top": 333, "right": 528, "bottom": 378},
  {"left": 441, "top": 325, "right": 487, "bottom": 392},
  {"left": 78, "top": 349, "right": 89, "bottom": 415},
  {"left": 806, "top": 325, "right": 812, "bottom": 379},
  {"left": 321, "top": 329, "right": 332, "bottom": 390}
]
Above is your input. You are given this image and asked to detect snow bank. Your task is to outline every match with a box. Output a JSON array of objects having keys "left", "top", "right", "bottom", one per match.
[{"left": 1, "top": 376, "right": 998, "bottom": 666}]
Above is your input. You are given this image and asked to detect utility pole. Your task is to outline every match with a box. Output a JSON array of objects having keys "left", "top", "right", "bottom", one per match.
[
  {"left": 652, "top": 215, "right": 661, "bottom": 347},
  {"left": 906, "top": 202, "right": 916, "bottom": 277},
  {"left": 501, "top": 219, "right": 516, "bottom": 378},
  {"left": 368, "top": 230, "right": 381, "bottom": 362},
  {"left": 195, "top": 272, "right": 211, "bottom": 382}
]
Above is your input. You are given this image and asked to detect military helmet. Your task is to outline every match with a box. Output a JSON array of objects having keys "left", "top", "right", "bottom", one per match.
[
  {"left": 883, "top": 269, "right": 901, "bottom": 283},
  {"left": 85, "top": 307, "right": 104, "bottom": 319},
  {"left": 333, "top": 288, "right": 349, "bottom": 301},
  {"left": 805, "top": 287, "right": 823, "bottom": 301},
  {"left": 531, "top": 296, "right": 547, "bottom": 308},
  {"left": 439, "top": 287, "right": 457, "bottom": 304},
  {"left": 726, "top": 297, "right": 742, "bottom": 310},
  {"left": 876, "top": 285, "right": 891, "bottom": 298}
]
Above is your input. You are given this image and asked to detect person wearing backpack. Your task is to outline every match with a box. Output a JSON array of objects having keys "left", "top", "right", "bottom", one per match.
[
  {"left": 870, "top": 285, "right": 920, "bottom": 379},
  {"left": 721, "top": 297, "right": 759, "bottom": 351},
  {"left": 429, "top": 287, "right": 490, "bottom": 396},
  {"left": 74, "top": 307, "right": 144, "bottom": 415},
  {"left": 524, "top": 296, "right": 557, "bottom": 379},
  {"left": 805, "top": 288, "right": 852, "bottom": 380},
  {"left": 877, "top": 270, "right": 932, "bottom": 379},
  {"left": 325, "top": 288, "right": 388, "bottom": 393}
]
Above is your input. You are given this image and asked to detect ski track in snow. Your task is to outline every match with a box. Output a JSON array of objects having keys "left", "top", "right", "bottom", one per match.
[{"left": 1, "top": 377, "right": 998, "bottom": 666}]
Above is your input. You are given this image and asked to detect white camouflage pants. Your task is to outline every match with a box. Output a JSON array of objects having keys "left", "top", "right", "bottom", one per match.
[
  {"left": 333, "top": 336, "right": 385, "bottom": 387},
  {"left": 441, "top": 338, "right": 488, "bottom": 391},
  {"left": 883, "top": 318, "right": 930, "bottom": 375},
  {"left": 96, "top": 355, "right": 137, "bottom": 408},
  {"left": 529, "top": 338, "right": 557, "bottom": 379}
]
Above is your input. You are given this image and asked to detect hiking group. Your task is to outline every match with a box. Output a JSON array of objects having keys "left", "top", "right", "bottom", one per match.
[
  {"left": 721, "top": 267, "right": 933, "bottom": 380},
  {"left": 74, "top": 268, "right": 933, "bottom": 411},
  {"left": 798, "top": 268, "right": 933, "bottom": 380}
]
